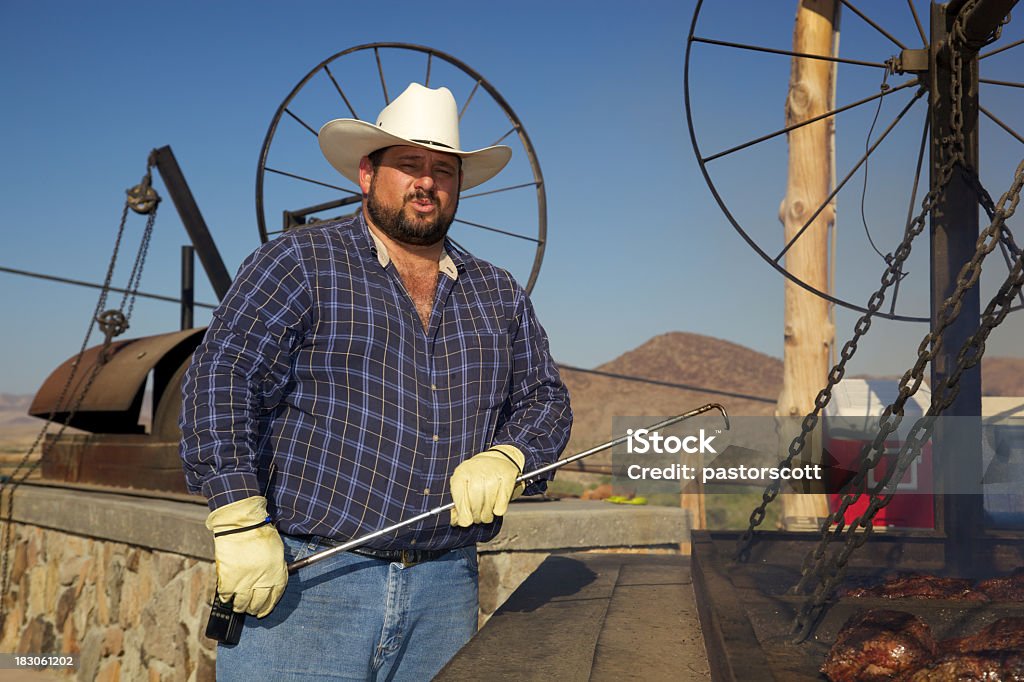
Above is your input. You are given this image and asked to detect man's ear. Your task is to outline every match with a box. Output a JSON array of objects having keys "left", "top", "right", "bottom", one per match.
[{"left": 358, "top": 156, "right": 374, "bottom": 194}]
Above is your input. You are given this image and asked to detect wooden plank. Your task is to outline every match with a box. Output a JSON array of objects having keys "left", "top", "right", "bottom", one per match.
[
  {"left": 691, "top": 533, "right": 781, "bottom": 681},
  {"left": 590, "top": 558, "right": 709, "bottom": 680},
  {"left": 437, "top": 554, "right": 622, "bottom": 681}
]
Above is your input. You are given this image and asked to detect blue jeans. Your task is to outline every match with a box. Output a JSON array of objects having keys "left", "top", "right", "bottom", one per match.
[{"left": 216, "top": 535, "right": 479, "bottom": 681}]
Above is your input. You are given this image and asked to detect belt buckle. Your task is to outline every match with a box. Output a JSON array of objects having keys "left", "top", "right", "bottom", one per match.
[{"left": 399, "top": 549, "right": 418, "bottom": 568}]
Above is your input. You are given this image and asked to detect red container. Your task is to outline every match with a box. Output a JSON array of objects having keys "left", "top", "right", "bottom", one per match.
[{"left": 823, "top": 379, "right": 934, "bottom": 529}]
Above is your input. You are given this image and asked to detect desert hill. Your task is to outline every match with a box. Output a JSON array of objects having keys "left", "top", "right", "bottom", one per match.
[
  {"left": 1, "top": 335, "right": 1022, "bottom": 456},
  {"left": 559, "top": 332, "right": 1024, "bottom": 460},
  {"left": 981, "top": 356, "right": 1024, "bottom": 397},
  {"left": 0, "top": 393, "right": 38, "bottom": 437},
  {"left": 559, "top": 332, "right": 781, "bottom": 457}
]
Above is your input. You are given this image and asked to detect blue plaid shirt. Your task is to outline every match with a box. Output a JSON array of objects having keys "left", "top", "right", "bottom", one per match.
[{"left": 179, "top": 214, "right": 572, "bottom": 550}]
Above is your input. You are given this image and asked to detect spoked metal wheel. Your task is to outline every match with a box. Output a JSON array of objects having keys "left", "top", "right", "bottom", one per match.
[
  {"left": 256, "top": 42, "right": 547, "bottom": 293},
  {"left": 685, "top": 0, "right": 1024, "bottom": 322}
]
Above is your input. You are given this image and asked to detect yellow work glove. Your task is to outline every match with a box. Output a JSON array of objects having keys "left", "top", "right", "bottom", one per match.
[
  {"left": 450, "top": 445, "right": 526, "bottom": 527},
  {"left": 206, "top": 496, "right": 288, "bottom": 618}
]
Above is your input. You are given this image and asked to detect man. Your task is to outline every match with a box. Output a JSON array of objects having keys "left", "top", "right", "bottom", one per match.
[{"left": 179, "top": 82, "right": 572, "bottom": 680}]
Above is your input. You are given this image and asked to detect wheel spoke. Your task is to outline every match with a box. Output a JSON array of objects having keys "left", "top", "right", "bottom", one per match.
[
  {"left": 453, "top": 218, "right": 542, "bottom": 243},
  {"left": 691, "top": 36, "right": 889, "bottom": 69},
  {"left": 775, "top": 89, "right": 925, "bottom": 263},
  {"left": 995, "top": 236, "right": 1024, "bottom": 308},
  {"left": 704, "top": 78, "right": 919, "bottom": 163},
  {"left": 459, "top": 80, "right": 482, "bottom": 121},
  {"left": 264, "top": 167, "right": 360, "bottom": 194},
  {"left": 907, "top": 0, "right": 928, "bottom": 47},
  {"left": 323, "top": 64, "right": 359, "bottom": 119},
  {"left": 462, "top": 179, "right": 544, "bottom": 197},
  {"left": 981, "top": 36, "right": 1024, "bottom": 59},
  {"left": 285, "top": 108, "right": 318, "bottom": 136},
  {"left": 490, "top": 127, "right": 517, "bottom": 146},
  {"left": 838, "top": 0, "right": 907, "bottom": 50},
  {"left": 374, "top": 47, "right": 389, "bottom": 104},
  {"left": 980, "top": 78, "right": 1024, "bottom": 90},
  {"left": 891, "top": 113, "right": 931, "bottom": 315},
  {"left": 286, "top": 195, "right": 364, "bottom": 225},
  {"left": 980, "top": 105, "right": 1024, "bottom": 145}
]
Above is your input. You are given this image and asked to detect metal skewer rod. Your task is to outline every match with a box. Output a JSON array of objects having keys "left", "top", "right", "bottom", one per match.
[{"left": 288, "top": 402, "right": 729, "bottom": 573}]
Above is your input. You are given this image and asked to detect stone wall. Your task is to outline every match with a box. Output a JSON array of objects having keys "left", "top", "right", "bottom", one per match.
[
  {"left": 0, "top": 523, "right": 216, "bottom": 681},
  {"left": 0, "top": 486, "right": 690, "bottom": 681}
]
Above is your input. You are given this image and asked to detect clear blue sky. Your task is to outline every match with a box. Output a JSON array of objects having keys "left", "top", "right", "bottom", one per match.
[{"left": 1, "top": 0, "right": 1022, "bottom": 396}]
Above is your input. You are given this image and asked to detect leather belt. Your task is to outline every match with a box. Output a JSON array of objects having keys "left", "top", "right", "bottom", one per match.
[
  {"left": 291, "top": 535, "right": 450, "bottom": 568},
  {"left": 348, "top": 546, "right": 448, "bottom": 567}
]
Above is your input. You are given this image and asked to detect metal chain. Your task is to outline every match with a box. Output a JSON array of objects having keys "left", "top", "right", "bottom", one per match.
[
  {"left": 0, "top": 167, "right": 160, "bottom": 611},
  {"left": 769, "top": 0, "right": 976, "bottom": 583},
  {"left": 120, "top": 206, "right": 158, "bottom": 322},
  {"left": 734, "top": 147, "right": 947, "bottom": 561},
  {"left": 790, "top": 156, "right": 1024, "bottom": 643},
  {"left": 960, "top": 163, "right": 1024, "bottom": 308},
  {"left": 734, "top": 0, "right": 985, "bottom": 559},
  {"left": 727, "top": 0, "right": 1014, "bottom": 639}
]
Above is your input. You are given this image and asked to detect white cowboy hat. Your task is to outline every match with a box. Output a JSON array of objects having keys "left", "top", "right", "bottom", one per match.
[{"left": 318, "top": 83, "right": 512, "bottom": 191}]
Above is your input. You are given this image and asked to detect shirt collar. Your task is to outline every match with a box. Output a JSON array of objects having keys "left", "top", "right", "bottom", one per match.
[{"left": 359, "top": 213, "right": 460, "bottom": 281}]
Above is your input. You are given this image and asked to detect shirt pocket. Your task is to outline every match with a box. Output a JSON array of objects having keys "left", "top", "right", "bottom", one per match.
[{"left": 459, "top": 331, "right": 512, "bottom": 411}]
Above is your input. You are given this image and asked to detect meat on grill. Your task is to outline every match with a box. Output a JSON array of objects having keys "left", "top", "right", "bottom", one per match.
[
  {"left": 841, "top": 572, "right": 988, "bottom": 601},
  {"left": 821, "top": 609, "right": 937, "bottom": 682},
  {"left": 976, "top": 570, "right": 1024, "bottom": 602},
  {"left": 941, "top": 617, "right": 1024, "bottom": 654},
  {"left": 902, "top": 651, "right": 1024, "bottom": 681}
]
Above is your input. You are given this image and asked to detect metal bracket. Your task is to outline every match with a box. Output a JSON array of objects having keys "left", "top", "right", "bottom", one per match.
[
  {"left": 892, "top": 48, "right": 930, "bottom": 74},
  {"left": 283, "top": 194, "right": 364, "bottom": 232}
]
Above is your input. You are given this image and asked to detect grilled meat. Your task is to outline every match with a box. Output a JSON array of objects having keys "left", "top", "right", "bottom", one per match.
[
  {"left": 977, "top": 571, "right": 1024, "bottom": 602},
  {"left": 941, "top": 618, "right": 1024, "bottom": 654},
  {"left": 824, "top": 595, "right": 1024, "bottom": 679},
  {"left": 902, "top": 651, "right": 1024, "bottom": 681},
  {"left": 842, "top": 572, "right": 988, "bottom": 601},
  {"left": 821, "top": 609, "right": 937, "bottom": 682}
]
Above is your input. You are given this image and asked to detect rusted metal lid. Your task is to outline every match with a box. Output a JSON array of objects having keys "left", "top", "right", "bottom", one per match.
[{"left": 29, "top": 328, "right": 206, "bottom": 434}]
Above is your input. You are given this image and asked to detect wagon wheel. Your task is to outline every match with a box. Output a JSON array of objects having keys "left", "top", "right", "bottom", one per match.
[
  {"left": 685, "top": 0, "right": 1024, "bottom": 322},
  {"left": 256, "top": 42, "right": 547, "bottom": 294}
]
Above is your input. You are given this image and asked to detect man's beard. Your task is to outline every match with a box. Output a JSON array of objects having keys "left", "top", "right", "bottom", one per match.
[{"left": 366, "top": 183, "right": 457, "bottom": 246}]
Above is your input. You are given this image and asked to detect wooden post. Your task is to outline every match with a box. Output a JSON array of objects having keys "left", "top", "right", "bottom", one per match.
[
  {"left": 680, "top": 453, "right": 705, "bottom": 555},
  {"left": 777, "top": 0, "right": 837, "bottom": 530}
]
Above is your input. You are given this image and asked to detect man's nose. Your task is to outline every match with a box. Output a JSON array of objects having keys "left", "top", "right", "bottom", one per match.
[{"left": 414, "top": 173, "right": 436, "bottom": 190}]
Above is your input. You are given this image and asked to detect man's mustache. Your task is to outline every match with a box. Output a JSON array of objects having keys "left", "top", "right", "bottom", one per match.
[{"left": 405, "top": 189, "right": 437, "bottom": 205}]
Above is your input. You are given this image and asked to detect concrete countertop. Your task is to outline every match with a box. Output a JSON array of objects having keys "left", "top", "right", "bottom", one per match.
[{"left": 5, "top": 484, "right": 690, "bottom": 559}]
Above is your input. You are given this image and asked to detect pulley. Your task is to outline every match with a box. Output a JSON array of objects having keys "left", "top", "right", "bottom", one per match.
[
  {"left": 126, "top": 168, "right": 160, "bottom": 215},
  {"left": 96, "top": 309, "right": 129, "bottom": 339}
]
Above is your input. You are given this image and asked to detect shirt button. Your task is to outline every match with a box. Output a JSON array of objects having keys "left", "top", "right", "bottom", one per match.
[
  {"left": 423, "top": 487, "right": 430, "bottom": 495},
  {"left": 432, "top": 434, "right": 439, "bottom": 442},
  {"left": 410, "top": 539, "right": 416, "bottom": 545},
  {"left": 431, "top": 384, "right": 437, "bottom": 390}
]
